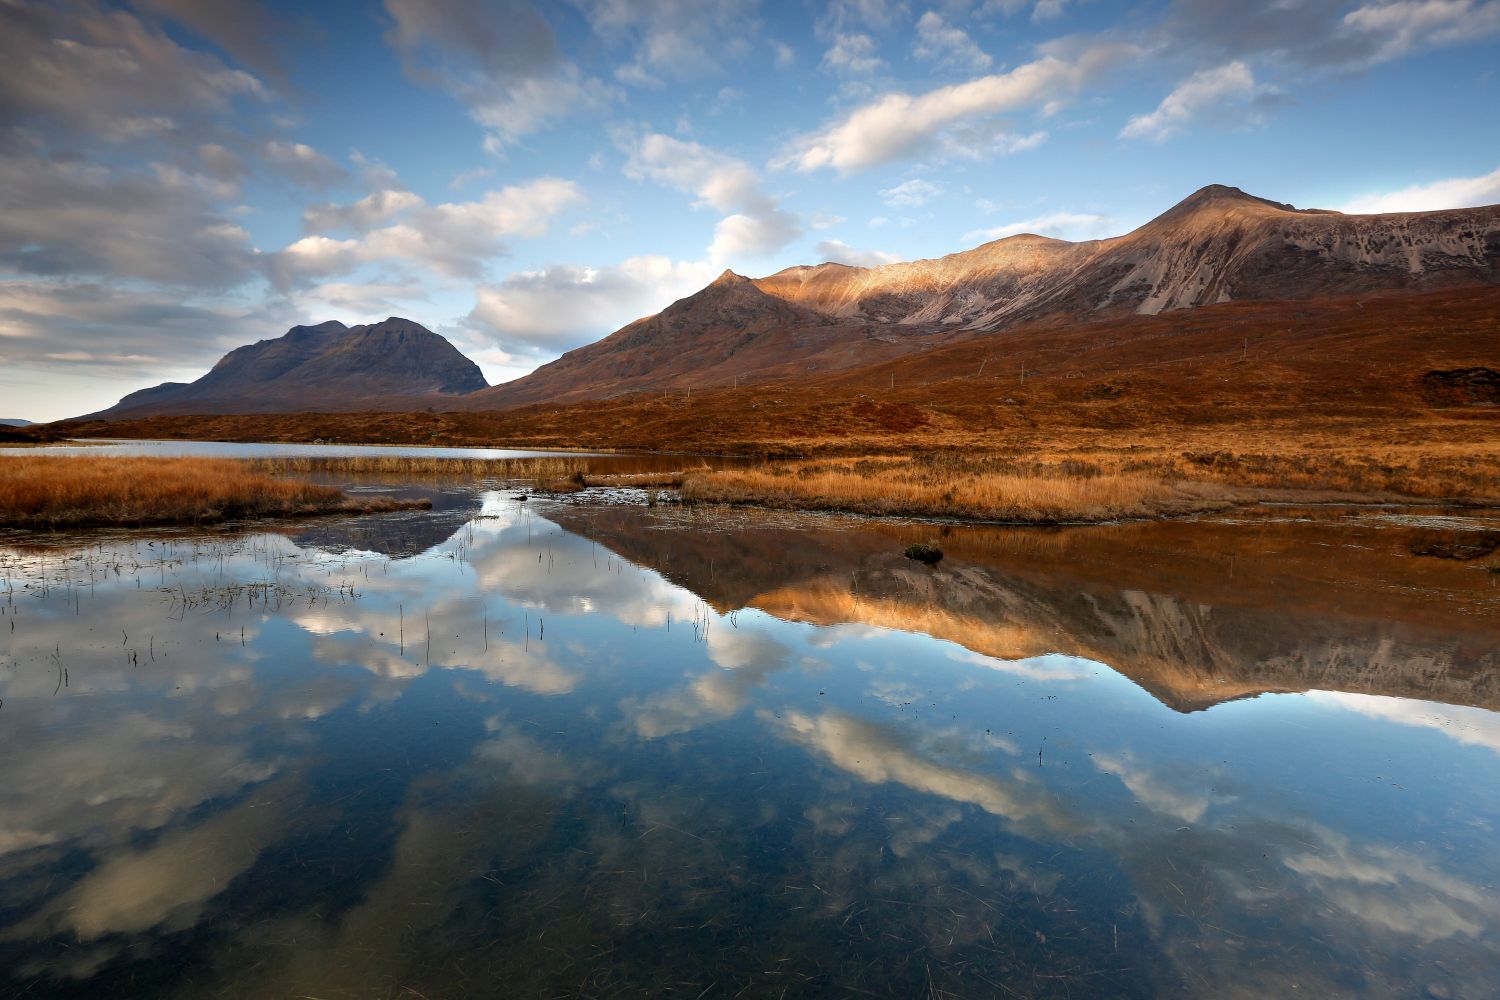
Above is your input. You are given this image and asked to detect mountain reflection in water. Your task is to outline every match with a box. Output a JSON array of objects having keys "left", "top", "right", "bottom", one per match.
[{"left": 1, "top": 492, "right": 1497, "bottom": 999}]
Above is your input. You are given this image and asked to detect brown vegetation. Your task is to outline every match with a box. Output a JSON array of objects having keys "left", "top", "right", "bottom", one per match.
[
  {"left": 38, "top": 288, "right": 1500, "bottom": 517},
  {"left": 679, "top": 440, "right": 1500, "bottom": 523},
  {"left": 244, "top": 455, "right": 592, "bottom": 479},
  {"left": 680, "top": 454, "right": 1231, "bottom": 523},
  {"left": 0, "top": 456, "right": 429, "bottom": 529}
]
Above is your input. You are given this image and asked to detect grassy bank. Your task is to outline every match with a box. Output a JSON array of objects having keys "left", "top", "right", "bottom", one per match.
[
  {"left": 681, "top": 455, "right": 1233, "bottom": 523},
  {"left": 679, "top": 445, "right": 1500, "bottom": 523},
  {"left": 0, "top": 456, "right": 429, "bottom": 530}
]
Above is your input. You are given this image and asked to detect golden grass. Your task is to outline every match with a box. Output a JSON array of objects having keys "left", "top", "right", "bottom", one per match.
[
  {"left": 0, "top": 456, "right": 428, "bottom": 529},
  {"left": 245, "top": 455, "right": 590, "bottom": 478},
  {"left": 680, "top": 437, "right": 1500, "bottom": 523},
  {"left": 681, "top": 455, "right": 1230, "bottom": 523}
]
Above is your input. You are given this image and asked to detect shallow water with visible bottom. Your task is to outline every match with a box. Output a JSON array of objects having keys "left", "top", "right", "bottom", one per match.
[{"left": 1, "top": 472, "right": 1498, "bottom": 998}]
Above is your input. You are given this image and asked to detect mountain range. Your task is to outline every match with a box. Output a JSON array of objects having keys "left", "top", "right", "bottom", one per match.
[{"left": 83, "top": 185, "right": 1500, "bottom": 421}]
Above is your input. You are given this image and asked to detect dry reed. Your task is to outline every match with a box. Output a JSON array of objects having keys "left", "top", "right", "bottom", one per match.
[
  {"left": 0, "top": 456, "right": 428, "bottom": 529},
  {"left": 245, "top": 455, "right": 590, "bottom": 478},
  {"left": 681, "top": 456, "right": 1226, "bottom": 523}
]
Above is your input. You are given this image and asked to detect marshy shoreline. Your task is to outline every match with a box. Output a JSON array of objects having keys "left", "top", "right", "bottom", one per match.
[
  {"left": 0, "top": 456, "right": 431, "bottom": 530},
  {"left": 8, "top": 439, "right": 1500, "bottom": 532}
]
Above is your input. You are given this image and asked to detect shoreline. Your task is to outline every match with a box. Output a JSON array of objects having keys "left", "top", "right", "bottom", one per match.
[{"left": 0, "top": 455, "right": 432, "bottom": 532}]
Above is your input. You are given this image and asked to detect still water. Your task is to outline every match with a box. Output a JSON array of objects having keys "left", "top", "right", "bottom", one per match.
[{"left": 1, "top": 475, "right": 1498, "bottom": 998}]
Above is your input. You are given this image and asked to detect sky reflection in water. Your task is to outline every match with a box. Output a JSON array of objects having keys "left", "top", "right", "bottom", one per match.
[{"left": 1, "top": 491, "right": 1498, "bottom": 998}]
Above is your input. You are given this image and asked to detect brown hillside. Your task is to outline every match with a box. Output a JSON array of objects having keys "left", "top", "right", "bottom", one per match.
[{"left": 51, "top": 287, "right": 1500, "bottom": 460}]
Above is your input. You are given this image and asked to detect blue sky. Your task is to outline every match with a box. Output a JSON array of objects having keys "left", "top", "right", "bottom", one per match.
[{"left": 3, "top": 0, "right": 1499, "bottom": 420}]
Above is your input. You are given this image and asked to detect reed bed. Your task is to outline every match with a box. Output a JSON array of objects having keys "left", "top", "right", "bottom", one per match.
[
  {"left": 0, "top": 456, "right": 428, "bottom": 529},
  {"left": 681, "top": 456, "right": 1226, "bottom": 523},
  {"left": 246, "top": 455, "right": 591, "bottom": 478}
]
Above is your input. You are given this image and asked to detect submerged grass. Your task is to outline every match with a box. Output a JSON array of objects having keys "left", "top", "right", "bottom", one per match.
[{"left": 0, "top": 456, "right": 429, "bottom": 529}]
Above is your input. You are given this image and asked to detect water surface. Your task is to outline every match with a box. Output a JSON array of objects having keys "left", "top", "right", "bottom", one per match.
[{"left": 1, "top": 481, "right": 1497, "bottom": 998}]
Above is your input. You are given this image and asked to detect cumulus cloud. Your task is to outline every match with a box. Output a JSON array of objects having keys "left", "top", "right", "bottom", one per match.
[
  {"left": 961, "top": 210, "right": 1112, "bottom": 243},
  {"left": 270, "top": 177, "right": 582, "bottom": 286},
  {"left": 468, "top": 256, "right": 717, "bottom": 352},
  {"left": 1339, "top": 163, "right": 1500, "bottom": 214},
  {"left": 913, "top": 12, "right": 992, "bottom": 71},
  {"left": 383, "top": 0, "right": 611, "bottom": 152},
  {"left": 781, "top": 44, "right": 1131, "bottom": 172},
  {"left": 623, "top": 132, "right": 801, "bottom": 264},
  {"left": 302, "top": 189, "right": 426, "bottom": 232},
  {"left": 815, "top": 239, "right": 903, "bottom": 267},
  {"left": 1120, "top": 61, "right": 1265, "bottom": 141}
]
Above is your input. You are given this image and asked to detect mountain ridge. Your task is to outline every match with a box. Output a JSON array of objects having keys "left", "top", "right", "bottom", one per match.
[
  {"left": 77, "top": 183, "right": 1500, "bottom": 420},
  {"left": 477, "top": 183, "right": 1498, "bottom": 407}
]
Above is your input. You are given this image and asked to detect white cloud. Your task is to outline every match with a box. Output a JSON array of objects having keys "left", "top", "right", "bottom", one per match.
[
  {"left": 302, "top": 189, "right": 425, "bottom": 232},
  {"left": 1306, "top": 691, "right": 1500, "bottom": 756},
  {"left": 1339, "top": 163, "right": 1500, "bottom": 214},
  {"left": 818, "top": 0, "right": 910, "bottom": 34},
  {"left": 822, "top": 32, "right": 886, "bottom": 76},
  {"left": 1120, "top": 61, "right": 1260, "bottom": 141},
  {"left": 880, "top": 178, "right": 942, "bottom": 207},
  {"left": 913, "top": 12, "right": 992, "bottom": 71},
  {"left": 270, "top": 177, "right": 582, "bottom": 286},
  {"left": 468, "top": 255, "right": 717, "bottom": 352},
  {"left": 940, "top": 125, "right": 1049, "bottom": 161},
  {"left": 383, "top": 0, "right": 611, "bottom": 152},
  {"left": 773, "top": 709, "right": 1073, "bottom": 832},
  {"left": 623, "top": 132, "right": 801, "bottom": 264},
  {"left": 814, "top": 239, "right": 904, "bottom": 267},
  {"left": 961, "top": 211, "right": 1111, "bottom": 242},
  {"left": 1341, "top": 0, "right": 1500, "bottom": 64},
  {"left": 781, "top": 44, "right": 1131, "bottom": 172},
  {"left": 581, "top": 0, "right": 761, "bottom": 86}
]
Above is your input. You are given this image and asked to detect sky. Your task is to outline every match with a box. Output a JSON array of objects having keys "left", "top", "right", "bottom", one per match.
[{"left": 2, "top": 0, "right": 1499, "bottom": 421}]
